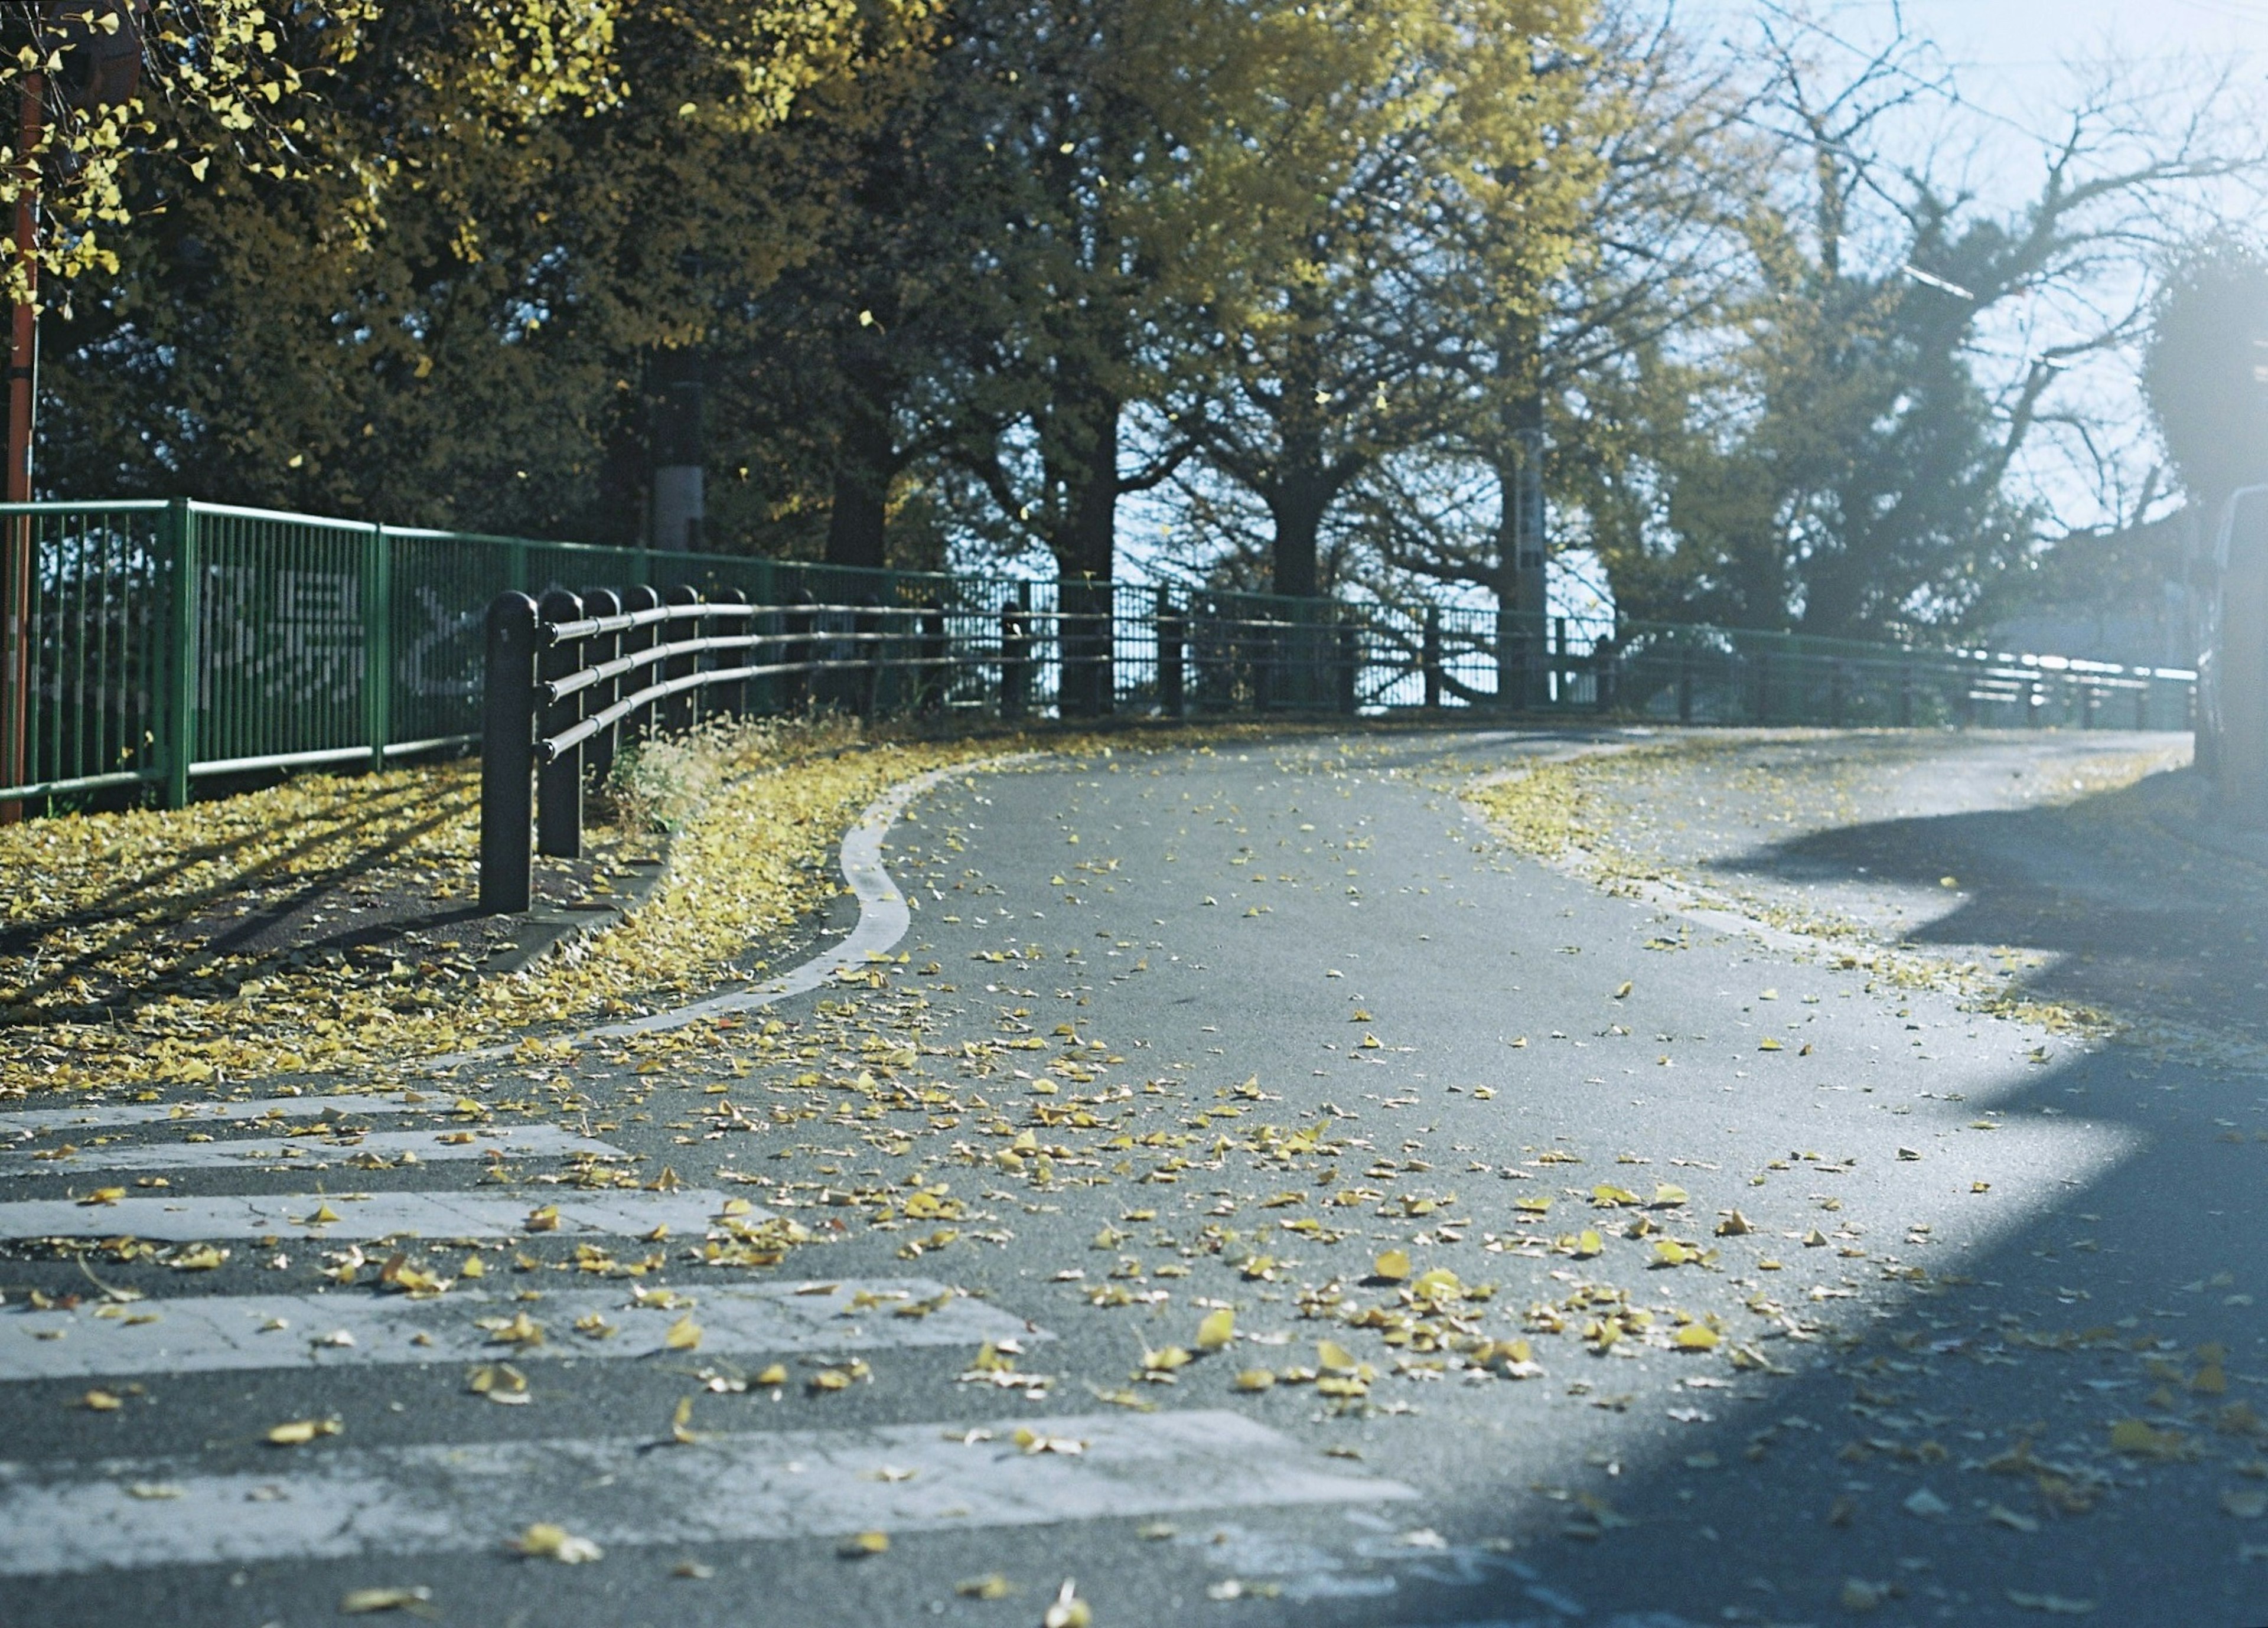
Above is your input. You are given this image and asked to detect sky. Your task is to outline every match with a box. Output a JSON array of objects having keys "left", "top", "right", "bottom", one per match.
[
  {"left": 1657, "top": 0, "right": 2268, "bottom": 540},
  {"left": 1682, "top": 0, "right": 2268, "bottom": 92}
]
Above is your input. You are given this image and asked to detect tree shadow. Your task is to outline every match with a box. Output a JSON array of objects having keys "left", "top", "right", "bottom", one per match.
[{"left": 1700, "top": 764, "right": 2268, "bottom": 1046}]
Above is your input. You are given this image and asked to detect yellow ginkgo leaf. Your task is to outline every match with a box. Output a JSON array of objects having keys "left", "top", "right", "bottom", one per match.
[
  {"left": 1371, "top": 1248, "right": 1411, "bottom": 1281},
  {"left": 513, "top": 1522, "right": 601, "bottom": 1562},
  {"left": 1316, "top": 1339, "right": 1359, "bottom": 1375},
  {"left": 1195, "top": 1308, "right": 1235, "bottom": 1351},
  {"left": 1674, "top": 1323, "right": 1721, "bottom": 1351},
  {"left": 265, "top": 1417, "right": 341, "bottom": 1446},
  {"left": 663, "top": 1314, "right": 702, "bottom": 1351}
]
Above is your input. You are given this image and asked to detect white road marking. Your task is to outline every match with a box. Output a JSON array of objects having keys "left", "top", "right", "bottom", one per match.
[
  {"left": 0, "top": 1410, "right": 1413, "bottom": 1575},
  {"left": 0, "top": 1125, "right": 620, "bottom": 1176},
  {"left": 417, "top": 755, "right": 1046, "bottom": 1069},
  {"left": 584, "top": 756, "right": 1042, "bottom": 1040},
  {"left": 0, "top": 1094, "right": 437, "bottom": 1136},
  {"left": 0, "top": 1189, "right": 747, "bottom": 1242},
  {"left": 0, "top": 1278, "right": 1044, "bottom": 1381}
]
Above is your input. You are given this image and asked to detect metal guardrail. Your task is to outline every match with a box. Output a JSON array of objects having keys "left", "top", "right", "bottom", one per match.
[
  {"left": 0, "top": 498, "right": 2201, "bottom": 828},
  {"left": 474, "top": 582, "right": 2201, "bottom": 912},
  {"left": 474, "top": 585, "right": 1369, "bottom": 909}
]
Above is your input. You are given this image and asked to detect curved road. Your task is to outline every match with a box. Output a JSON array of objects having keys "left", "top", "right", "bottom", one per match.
[{"left": 1, "top": 726, "right": 2260, "bottom": 1627}]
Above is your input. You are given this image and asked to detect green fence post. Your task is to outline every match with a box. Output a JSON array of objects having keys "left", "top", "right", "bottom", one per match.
[
  {"left": 161, "top": 498, "right": 198, "bottom": 809},
  {"left": 363, "top": 522, "right": 393, "bottom": 774}
]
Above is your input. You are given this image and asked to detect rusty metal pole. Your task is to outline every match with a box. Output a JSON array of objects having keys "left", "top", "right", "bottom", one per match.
[{"left": 0, "top": 69, "right": 41, "bottom": 824}]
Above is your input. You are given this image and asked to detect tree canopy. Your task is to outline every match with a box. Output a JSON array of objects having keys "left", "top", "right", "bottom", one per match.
[{"left": 23, "top": 1, "right": 2267, "bottom": 642}]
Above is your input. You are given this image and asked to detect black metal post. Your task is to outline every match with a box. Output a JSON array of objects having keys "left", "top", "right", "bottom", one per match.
[
  {"left": 1156, "top": 588, "right": 1184, "bottom": 718},
  {"left": 621, "top": 583, "right": 660, "bottom": 743},
  {"left": 1001, "top": 586, "right": 1029, "bottom": 722},
  {"left": 1422, "top": 606, "right": 1442, "bottom": 709},
  {"left": 1253, "top": 609, "right": 1277, "bottom": 713},
  {"left": 536, "top": 589, "right": 584, "bottom": 860},
  {"left": 711, "top": 585, "right": 748, "bottom": 717},
  {"left": 919, "top": 599, "right": 947, "bottom": 715},
  {"left": 856, "top": 595, "right": 884, "bottom": 719},
  {"left": 784, "top": 589, "right": 815, "bottom": 714},
  {"left": 480, "top": 592, "right": 538, "bottom": 914},
  {"left": 581, "top": 589, "right": 623, "bottom": 791},
  {"left": 1335, "top": 615, "right": 1359, "bottom": 715},
  {"left": 662, "top": 584, "right": 700, "bottom": 733}
]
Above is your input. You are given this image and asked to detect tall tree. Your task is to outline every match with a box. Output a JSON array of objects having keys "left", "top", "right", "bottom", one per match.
[
  {"left": 1178, "top": 0, "right": 1599, "bottom": 601},
  {"left": 37, "top": 2, "right": 931, "bottom": 533},
  {"left": 2142, "top": 234, "right": 2268, "bottom": 524},
  {"left": 1602, "top": 23, "right": 2268, "bottom": 637}
]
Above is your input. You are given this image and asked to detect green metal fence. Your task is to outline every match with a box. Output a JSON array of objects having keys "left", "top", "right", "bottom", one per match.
[{"left": 0, "top": 497, "right": 2200, "bottom": 813}]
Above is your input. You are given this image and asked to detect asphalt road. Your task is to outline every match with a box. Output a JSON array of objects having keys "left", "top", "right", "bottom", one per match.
[{"left": 4, "top": 727, "right": 2264, "bottom": 1628}]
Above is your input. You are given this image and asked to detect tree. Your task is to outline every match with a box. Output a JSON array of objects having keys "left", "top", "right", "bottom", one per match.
[
  {"left": 1595, "top": 18, "right": 2268, "bottom": 638},
  {"left": 1171, "top": 0, "right": 1599, "bottom": 601},
  {"left": 2142, "top": 233, "right": 2268, "bottom": 524},
  {"left": 35, "top": 2, "right": 931, "bottom": 533}
]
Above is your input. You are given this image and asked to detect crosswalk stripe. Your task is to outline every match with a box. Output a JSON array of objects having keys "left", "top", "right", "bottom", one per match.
[
  {"left": 0, "top": 1124, "right": 621, "bottom": 1177},
  {"left": 0, "top": 1278, "right": 1044, "bottom": 1382},
  {"left": 0, "top": 1409, "right": 1414, "bottom": 1575},
  {"left": 0, "top": 1189, "right": 746, "bottom": 1242},
  {"left": 0, "top": 1094, "right": 438, "bottom": 1135}
]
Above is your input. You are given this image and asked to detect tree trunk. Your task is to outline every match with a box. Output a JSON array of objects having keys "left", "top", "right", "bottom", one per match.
[
  {"left": 825, "top": 365, "right": 896, "bottom": 572},
  {"left": 1266, "top": 468, "right": 1328, "bottom": 599},
  {"left": 1052, "top": 392, "right": 1121, "bottom": 717}
]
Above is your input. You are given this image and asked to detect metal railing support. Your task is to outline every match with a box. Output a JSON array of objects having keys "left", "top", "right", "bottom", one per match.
[
  {"left": 581, "top": 588, "right": 623, "bottom": 788},
  {"left": 857, "top": 595, "right": 884, "bottom": 719},
  {"left": 1001, "top": 587, "right": 1029, "bottom": 722},
  {"left": 1422, "top": 605, "right": 1442, "bottom": 709},
  {"left": 623, "top": 583, "right": 660, "bottom": 741},
  {"left": 711, "top": 586, "right": 748, "bottom": 717},
  {"left": 919, "top": 599, "right": 946, "bottom": 716},
  {"left": 362, "top": 523, "right": 392, "bottom": 775},
  {"left": 536, "top": 588, "right": 584, "bottom": 860},
  {"left": 1156, "top": 588, "right": 1184, "bottom": 718},
  {"left": 662, "top": 584, "right": 700, "bottom": 734},
  {"left": 161, "top": 497, "right": 198, "bottom": 810},
  {"left": 1335, "top": 618, "right": 1359, "bottom": 715},
  {"left": 784, "top": 590, "right": 814, "bottom": 715},
  {"left": 479, "top": 592, "right": 537, "bottom": 914}
]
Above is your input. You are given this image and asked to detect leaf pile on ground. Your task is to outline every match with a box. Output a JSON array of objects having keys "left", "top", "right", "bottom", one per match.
[{"left": 0, "top": 719, "right": 985, "bottom": 1098}]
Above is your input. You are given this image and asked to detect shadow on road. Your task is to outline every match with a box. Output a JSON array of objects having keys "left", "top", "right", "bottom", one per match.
[{"left": 1713, "top": 764, "right": 2268, "bottom": 1049}]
